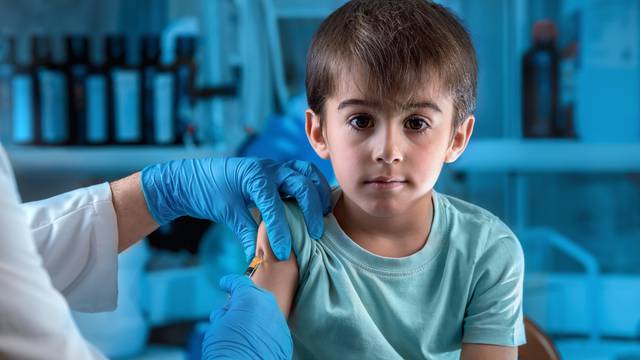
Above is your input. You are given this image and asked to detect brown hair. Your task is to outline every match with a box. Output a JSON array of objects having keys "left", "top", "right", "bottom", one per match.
[{"left": 305, "top": 0, "right": 478, "bottom": 129}]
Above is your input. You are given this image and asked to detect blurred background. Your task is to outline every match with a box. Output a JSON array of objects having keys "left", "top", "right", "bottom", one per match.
[{"left": 0, "top": 0, "right": 639, "bottom": 359}]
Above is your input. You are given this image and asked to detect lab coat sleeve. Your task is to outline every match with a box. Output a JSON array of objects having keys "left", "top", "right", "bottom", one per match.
[
  {"left": 0, "top": 146, "right": 106, "bottom": 359},
  {"left": 21, "top": 182, "right": 119, "bottom": 313}
]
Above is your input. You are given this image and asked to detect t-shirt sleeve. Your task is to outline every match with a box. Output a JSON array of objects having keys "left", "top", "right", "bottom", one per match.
[
  {"left": 462, "top": 217, "right": 526, "bottom": 347},
  {"left": 282, "top": 200, "right": 318, "bottom": 285}
]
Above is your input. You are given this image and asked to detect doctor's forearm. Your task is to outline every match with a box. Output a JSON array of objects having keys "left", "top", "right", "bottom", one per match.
[{"left": 110, "top": 172, "right": 159, "bottom": 252}]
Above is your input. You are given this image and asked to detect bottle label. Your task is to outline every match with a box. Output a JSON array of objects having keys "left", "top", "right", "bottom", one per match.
[
  {"left": 40, "top": 69, "right": 69, "bottom": 144},
  {"left": 113, "top": 70, "right": 141, "bottom": 143},
  {"left": 153, "top": 73, "right": 174, "bottom": 144},
  {"left": 87, "top": 75, "right": 107, "bottom": 143},
  {"left": 11, "top": 75, "right": 34, "bottom": 143}
]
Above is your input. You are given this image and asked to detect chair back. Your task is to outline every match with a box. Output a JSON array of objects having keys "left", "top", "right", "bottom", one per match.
[{"left": 518, "top": 317, "right": 562, "bottom": 360}]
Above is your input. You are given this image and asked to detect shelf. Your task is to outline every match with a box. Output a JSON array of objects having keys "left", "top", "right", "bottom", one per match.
[
  {"left": 449, "top": 139, "right": 640, "bottom": 173},
  {"left": 7, "top": 140, "right": 640, "bottom": 176},
  {"left": 6, "top": 146, "right": 227, "bottom": 176}
]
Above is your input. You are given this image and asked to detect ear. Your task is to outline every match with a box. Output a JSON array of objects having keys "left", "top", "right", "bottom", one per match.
[
  {"left": 305, "top": 109, "right": 330, "bottom": 159},
  {"left": 445, "top": 115, "right": 474, "bottom": 163}
]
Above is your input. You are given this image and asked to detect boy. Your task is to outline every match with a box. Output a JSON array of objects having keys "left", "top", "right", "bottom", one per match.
[{"left": 253, "top": 1, "right": 526, "bottom": 359}]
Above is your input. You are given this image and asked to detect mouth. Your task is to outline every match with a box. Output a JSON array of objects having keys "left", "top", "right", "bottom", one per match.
[{"left": 364, "top": 176, "right": 408, "bottom": 189}]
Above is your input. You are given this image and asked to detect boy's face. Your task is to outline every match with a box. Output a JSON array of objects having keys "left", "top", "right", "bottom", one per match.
[{"left": 306, "top": 72, "right": 474, "bottom": 218}]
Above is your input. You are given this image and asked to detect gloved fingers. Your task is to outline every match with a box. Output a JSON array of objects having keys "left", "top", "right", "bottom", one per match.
[
  {"left": 277, "top": 167, "right": 325, "bottom": 240},
  {"left": 283, "top": 160, "right": 332, "bottom": 215},
  {"left": 210, "top": 274, "right": 255, "bottom": 323},
  {"left": 209, "top": 306, "right": 227, "bottom": 324},
  {"left": 230, "top": 207, "right": 260, "bottom": 262},
  {"left": 205, "top": 273, "right": 292, "bottom": 360},
  {"left": 219, "top": 274, "right": 255, "bottom": 294},
  {"left": 248, "top": 175, "right": 292, "bottom": 261}
]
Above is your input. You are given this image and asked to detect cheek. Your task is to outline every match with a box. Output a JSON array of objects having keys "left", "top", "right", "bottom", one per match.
[
  {"left": 325, "top": 124, "right": 364, "bottom": 159},
  {"left": 328, "top": 141, "right": 362, "bottom": 178},
  {"left": 325, "top": 131, "right": 367, "bottom": 184},
  {"left": 406, "top": 137, "right": 450, "bottom": 180}
]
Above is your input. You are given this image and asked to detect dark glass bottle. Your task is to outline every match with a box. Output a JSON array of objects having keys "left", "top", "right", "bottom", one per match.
[
  {"left": 0, "top": 36, "right": 15, "bottom": 144},
  {"left": 141, "top": 35, "right": 175, "bottom": 145},
  {"left": 558, "top": 12, "right": 579, "bottom": 139},
  {"left": 86, "top": 38, "right": 108, "bottom": 145},
  {"left": 34, "top": 36, "right": 69, "bottom": 145},
  {"left": 11, "top": 38, "right": 35, "bottom": 145},
  {"left": 107, "top": 35, "right": 142, "bottom": 145},
  {"left": 141, "top": 36, "right": 158, "bottom": 145},
  {"left": 155, "top": 41, "right": 176, "bottom": 145},
  {"left": 174, "top": 36, "right": 197, "bottom": 145},
  {"left": 522, "top": 20, "right": 559, "bottom": 138},
  {"left": 66, "top": 36, "right": 90, "bottom": 145}
]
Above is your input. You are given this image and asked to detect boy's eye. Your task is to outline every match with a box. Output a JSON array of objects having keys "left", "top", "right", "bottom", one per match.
[
  {"left": 405, "top": 117, "right": 429, "bottom": 131},
  {"left": 349, "top": 115, "right": 374, "bottom": 129}
]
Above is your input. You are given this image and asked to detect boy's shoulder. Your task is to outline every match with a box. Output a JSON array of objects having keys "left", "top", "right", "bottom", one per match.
[
  {"left": 435, "top": 191, "right": 521, "bottom": 260},
  {"left": 436, "top": 191, "right": 498, "bottom": 223}
]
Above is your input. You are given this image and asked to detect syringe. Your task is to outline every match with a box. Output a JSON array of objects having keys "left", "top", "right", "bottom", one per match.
[{"left": 244, "top": 256, "right": 263, "bottom": 278}]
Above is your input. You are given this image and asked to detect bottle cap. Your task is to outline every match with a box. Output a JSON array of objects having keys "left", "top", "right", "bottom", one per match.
[
  {"left": 32, "top": 36, "right": 53, "bottom": 64},
  {"left": 65, "top": 35, "right": 89, "bottom": 63},
  {"left": 533, "top": 20, "right": 557, "bottom": 44},
  {"left": 176, "top": 36, "right": 197, "bottom": 60},
  {"left": 141, "top": 35, "right": 161, "bottom": 63},
  {"left": 0, "top": 36, "right": 15, "bottom": 64},
  {"left": 106, "top": 35, "right": 126, "bottom": 64}
]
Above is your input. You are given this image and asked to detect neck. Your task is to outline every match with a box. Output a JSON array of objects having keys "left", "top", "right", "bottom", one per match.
[{"left": 333, "top": 191, "right": 434, "bottom": 257}]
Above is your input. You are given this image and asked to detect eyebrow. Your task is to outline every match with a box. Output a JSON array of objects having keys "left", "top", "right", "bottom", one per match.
[
  {"left": 337, "top": 98, "right": 442, "bottom": 113},
  {"left": 403, "top": 101, "right": 442, "bottom": 114},
  {"left": 337, "top": 99, "right": 376, "bottom": 110}
]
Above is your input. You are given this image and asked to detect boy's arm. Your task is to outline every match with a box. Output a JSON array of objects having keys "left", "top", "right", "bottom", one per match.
[
  {"left": 462, "top": 221, "right": 526, "bottom": 351},
  {"left": 460, "top": 344, "right": 517, "bottom": 360},
  {"left": 251, "top": 221, "right": 299, "bottom": 317}
]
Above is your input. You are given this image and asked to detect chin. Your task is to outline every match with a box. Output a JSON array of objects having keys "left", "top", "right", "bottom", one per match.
[{"left": 360, "top": 199, "right": 406, "bottom": 218}]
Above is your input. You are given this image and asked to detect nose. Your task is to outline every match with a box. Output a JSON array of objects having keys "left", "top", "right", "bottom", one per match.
[{"left": 374, "top": 126, "right": 403, "bottom": 164}]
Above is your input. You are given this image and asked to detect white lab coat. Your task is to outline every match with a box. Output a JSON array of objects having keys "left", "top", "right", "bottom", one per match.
[{"left": 0, "top": 144, "right": 118, "bottom": 360}]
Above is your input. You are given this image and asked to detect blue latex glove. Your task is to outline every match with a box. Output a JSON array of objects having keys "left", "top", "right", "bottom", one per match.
[
  {"left": 202, "top": 274, "right": 293, "bottom": 360},
  {"left": 141, "top": 157, "right": 331, "bottom": 261}
]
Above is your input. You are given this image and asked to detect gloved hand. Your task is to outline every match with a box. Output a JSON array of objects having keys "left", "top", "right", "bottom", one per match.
[
  {"left": 141, "top": 157, "right": 331, "bottom": 261},
  {"left": 202, "top": 274, "right": 293, "bottom": 360}
]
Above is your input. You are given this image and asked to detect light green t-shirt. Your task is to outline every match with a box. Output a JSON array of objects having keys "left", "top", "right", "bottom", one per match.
[{"left": 283, "top": 188, "right": 526, "bottom": 359}]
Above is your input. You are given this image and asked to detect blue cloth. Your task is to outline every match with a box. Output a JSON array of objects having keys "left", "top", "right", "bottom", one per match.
[
  {"left": 239, "top": 94, "right": 335, "bottom": 186},
  {"left": 202, "top": 275, "right": 292, "bottom": 360},
  {"left": 282, "top": 188, "right": 526, "bottom": 359},
  {"left": 141, "top": 157, "right": 331, "bottom": 261}
]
